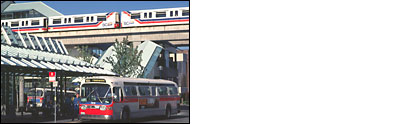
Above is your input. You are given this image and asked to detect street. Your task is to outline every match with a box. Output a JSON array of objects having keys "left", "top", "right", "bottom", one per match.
[{"left": 1, "top": 107, "right": 189, "bottom": 123}]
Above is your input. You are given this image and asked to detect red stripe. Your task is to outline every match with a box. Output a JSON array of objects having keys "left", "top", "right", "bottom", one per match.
[
  {"left": 51, "top": 21, "right": 103, "bottom": 30},
  {"left": 123, "top": 11, "right": 130, "bottom": 17},
  {"left": 135, "top": 19, "right": 189, "bottom": 24},
  {"left": 120, "top": 97, "right": 138, "bottom": 103},
  {"left": 79, "top": 103, "right": 113, "bottom": 115},
  {"left": 80, "top": 109, "right": 113, "bottom": 115},
  {"left": 12, "top": 28, "right": 45, "bottom": 32},
  {"left": 106, "top": 12, "right": 114, "bottom": 19},
  {"left": 159, "top": 97, "right": 180, "bottom": 101}
]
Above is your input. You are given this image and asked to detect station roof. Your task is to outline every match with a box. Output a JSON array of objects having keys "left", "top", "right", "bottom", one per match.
[
  {"left": 2, "top": 1, "right": 63, "bottom": 17},
  {"left": 1, "top": 26, "right": 117, "bottom": 76}
]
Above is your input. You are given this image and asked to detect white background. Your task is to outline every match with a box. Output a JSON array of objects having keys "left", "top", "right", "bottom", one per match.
[{"left": 190, "top": 0, "right": 400, "bottom": 124}]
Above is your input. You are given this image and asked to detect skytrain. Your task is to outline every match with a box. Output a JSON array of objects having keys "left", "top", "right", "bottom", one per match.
[{"left": 1, "top": 7, "right": 189, "bottom": 33}]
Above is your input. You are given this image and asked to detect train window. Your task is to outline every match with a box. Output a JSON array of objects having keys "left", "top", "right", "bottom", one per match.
[
  {"left": 91, "top": 17, "right": 94, "bottom": 22},
  {"left": 175, "top": 11, "right": 178, "bottom": 16},
  {"left": 11, "top": 22, "right": 19, "bottom": 27},
  {"left": 144, "top": 13, "right": 147, "bottom": 18},
  {"left": 26, "top": 21, "right": 29, "bottom": 26},
  {"left": 64, "top": 18, "right": 67, "bottom": 23},
  {"left": 156, "top": 12, "right": 166, "bottom": 18},
  {"left": 170, "top": 11, "right": 173, "bottom": 17},
  {"left": 22, "top": 21, "right": 24, "bottom": 26},
  {"left": 131, "top": 13, "right": 140, "bottom": 19},
  {"left": 86, "top": 17, "right": 89, "bottom": 22},
  {"left": 69, "top": 18, "right": 72, "bottom": 23},
  {"left": 149, "top": 12, "right": 152, "bottom": 18},
  {"left": 53, "top": 19, "right": 61, "bottom": 24},
  {"left": 32, "top": 20, "right": 40, "bottom": 25},
  {"left": 183, "top": 10, "right": 189, "bottom": 16},
  {"left": 98, "top": 16, "right": 106, "bottom": 21},
  {"left": 75, "top": 17, "right": 83, "bottom": 23}
]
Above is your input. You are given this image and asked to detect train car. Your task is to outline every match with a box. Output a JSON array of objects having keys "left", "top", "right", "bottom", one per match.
[
  {"left": 47, "top": 12, "right": 119, "bottom": 32},
  {"left": 1, "top": 17, "right": 48, "bottom": 33},
  {"left": 120, "top": 7, "right": 189, "bottom": 27}
]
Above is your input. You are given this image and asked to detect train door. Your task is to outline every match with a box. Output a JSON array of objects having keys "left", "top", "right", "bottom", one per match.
[{"left": 44, "top": 18, "right": 48, "bottom": 29}]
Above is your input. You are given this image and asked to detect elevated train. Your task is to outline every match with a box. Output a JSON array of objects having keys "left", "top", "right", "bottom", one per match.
[{"left": 1, "top": 7, "right": 189, "bottom": 33}]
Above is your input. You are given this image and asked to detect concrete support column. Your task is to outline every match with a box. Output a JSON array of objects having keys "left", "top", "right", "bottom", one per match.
[
  {"left": 19, "top": 75, "right": 24, "bottom": 110},
  {"left": 5, "top": 72, "right": 10, "bottom": 116},
  {"left": 164, "top": 50, "right": 169, "bottom": 68}
]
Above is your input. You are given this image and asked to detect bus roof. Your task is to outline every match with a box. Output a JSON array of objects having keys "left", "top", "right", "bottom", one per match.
[{"left": 84, "top": 76, "right": 177, "bottom": 86}]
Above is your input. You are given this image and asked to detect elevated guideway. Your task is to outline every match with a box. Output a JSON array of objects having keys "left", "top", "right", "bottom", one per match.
[{"left": 30, "top": 24, "right": 189, "bottom": 46}]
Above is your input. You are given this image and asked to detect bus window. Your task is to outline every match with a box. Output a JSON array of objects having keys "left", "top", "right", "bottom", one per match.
[
  {"left": 131, "top": 86, "right": 137, "bottom": 96},
  {"left": 112, "top": 87, "right": 120, "bottom": 102},
  {"left": 151, "top": 87, "right": 156, "bottom": 96},
  {"left": 158, "top": 87, "right": 168, "bottom": 96},
  {"left": 80, "top": 84, "right": 112, "bottom": 104},
  {"left": 124, "top": 86, "right": 132, "bottom": 96},
  {"left": 138, "top": 86, "right": 150, "bottom": 96},
  {"left": 167, "top": 87, "right": 178, "bottom": 95},
  {"left": 27, "top": 90, "right": 43, "bottom": 96}
]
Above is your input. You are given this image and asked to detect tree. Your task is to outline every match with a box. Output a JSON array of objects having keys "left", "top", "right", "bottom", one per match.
[
  {"left": 103, "top": 36, "right": 144, "bottom": 77},
  {"left": 74, "top": 45, "right": 95, "bottom": 64}
]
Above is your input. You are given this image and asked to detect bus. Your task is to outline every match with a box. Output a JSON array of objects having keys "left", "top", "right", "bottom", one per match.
[
  {"left": 79, "top": 76, "right": 180, "bottom": 121},
  {"left": 26, "top": 88, "right": 77, "bottom": 116}
]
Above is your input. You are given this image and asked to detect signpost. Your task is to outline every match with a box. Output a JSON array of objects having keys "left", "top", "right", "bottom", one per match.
[{"left": 49, "top": 72, "right": 56, "bottom": 123}]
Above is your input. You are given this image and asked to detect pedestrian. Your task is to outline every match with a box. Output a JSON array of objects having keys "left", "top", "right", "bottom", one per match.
[{"left": 72, "top": 94, "right": 80, "bottom": 121}]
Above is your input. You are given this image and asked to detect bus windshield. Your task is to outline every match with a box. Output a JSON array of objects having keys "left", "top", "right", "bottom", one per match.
[
  {"left": 27, "top": 90, "right": 43, "bottom": 96},
  {"left": 80, "top": 84, "right": 112, "bottom": 104}
]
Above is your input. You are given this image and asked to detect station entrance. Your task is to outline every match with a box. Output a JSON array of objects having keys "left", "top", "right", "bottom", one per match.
[{"left": 1, "top": 26, "right": 116, "bottom": 120}]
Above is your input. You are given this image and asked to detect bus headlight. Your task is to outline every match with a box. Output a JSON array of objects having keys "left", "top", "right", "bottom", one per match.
[
  {"left": 100, "top": 105, "right": 106, "bottom": 111},
  {"left": 81, "top": 105, "right": 87, "bottom": 110}
]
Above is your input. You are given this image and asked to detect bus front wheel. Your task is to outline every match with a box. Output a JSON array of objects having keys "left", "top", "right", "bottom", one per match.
[
  {"left": 165, "top": 107, "right": 171, "bottom": 119},
  {"left": 121, "top": 109, "right": 130, "bottom": 122}
]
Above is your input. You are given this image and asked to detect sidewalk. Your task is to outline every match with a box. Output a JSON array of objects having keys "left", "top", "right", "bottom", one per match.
[
  {"left": 1, "top": 111, "right": 76, "bottom": 123},
  {"left": 180, "top": 104, "right": 190, "bottom": 110}
]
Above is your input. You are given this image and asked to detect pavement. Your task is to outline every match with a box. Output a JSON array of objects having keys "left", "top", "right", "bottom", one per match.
[{"left": 1, "top": 104, "right": 189, "bottom": 123}]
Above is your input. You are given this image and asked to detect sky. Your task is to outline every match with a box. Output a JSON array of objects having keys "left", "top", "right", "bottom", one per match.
[
  {"left": 15, "top": 1, "right": 190, "bottom": 50},
  {"left": 16, "top": 1, "right": 189, "bottom": 15}
]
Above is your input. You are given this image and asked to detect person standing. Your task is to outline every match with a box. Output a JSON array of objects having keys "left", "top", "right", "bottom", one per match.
[{"left": 72, "top": 94, "right": 80, "bottom": 121}]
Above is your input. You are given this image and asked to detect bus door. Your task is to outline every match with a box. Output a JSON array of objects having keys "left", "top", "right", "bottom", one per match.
[{"left": 112, "top": 86, "right": 123, "bottom": 119}]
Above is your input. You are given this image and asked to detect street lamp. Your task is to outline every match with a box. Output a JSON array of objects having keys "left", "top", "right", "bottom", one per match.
[{"left": 158, "top": 65, "right": 163, "bottom": 79}]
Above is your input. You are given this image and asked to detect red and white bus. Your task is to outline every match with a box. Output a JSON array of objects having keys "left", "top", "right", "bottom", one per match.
[{"left": 79, "top": 76, "right": 180, "bottom": 121}]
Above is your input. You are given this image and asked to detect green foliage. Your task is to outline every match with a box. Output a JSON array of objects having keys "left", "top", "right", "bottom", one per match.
[
  {"left": 103, "top": 36, "right": 144, "bottom": 77},
  {"left": 74, "top": 45, "right": 94, "bottom": 63}
]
